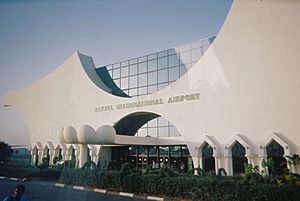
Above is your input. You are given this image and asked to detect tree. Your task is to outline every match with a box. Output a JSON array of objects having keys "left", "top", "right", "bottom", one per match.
[{"left": 0, "top": 141, "right": 13, "bottom": 163}]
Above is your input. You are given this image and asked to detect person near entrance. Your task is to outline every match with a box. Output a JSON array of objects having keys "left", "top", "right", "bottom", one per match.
[{"left": 3, "top": 185, "right": 29, "bottom": 201}]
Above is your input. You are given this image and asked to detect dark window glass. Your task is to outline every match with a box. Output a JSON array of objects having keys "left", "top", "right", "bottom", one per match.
[{"left": 231, "top": 141, "right": 247, "bottom": 175}]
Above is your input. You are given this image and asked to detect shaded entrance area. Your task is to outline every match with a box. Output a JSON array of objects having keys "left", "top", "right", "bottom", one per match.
[
  {"left": 111, "top": 145, "right": 191, "bottom": 172},
  {"left": 202, "top": 142, "right": 215, "bottom": 173},
  {"left": 266, "top": 140, "right": 287, "bottom": 175},
  {"left": 231, "top": 141, "right": 247, "bottom": 175},
  {"left": 110, "top": 111, "right": 192, "bottom": 172}
]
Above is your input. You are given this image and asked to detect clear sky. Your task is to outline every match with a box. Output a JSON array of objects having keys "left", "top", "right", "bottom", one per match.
[{"left": 0, "top": 0, "right": 232, "bottom": 147}]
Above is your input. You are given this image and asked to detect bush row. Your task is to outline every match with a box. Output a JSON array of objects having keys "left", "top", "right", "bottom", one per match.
[
  {"left": 59, "top": 168, "right": 300, "bottom": 201},
  {"left": 0, "top": 165, "right": 61, "bottom": 180}
]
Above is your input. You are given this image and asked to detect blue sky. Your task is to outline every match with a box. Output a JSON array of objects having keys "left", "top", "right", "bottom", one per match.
[{"left": 0, "top": 0, "right": 232, "bottom": 146}]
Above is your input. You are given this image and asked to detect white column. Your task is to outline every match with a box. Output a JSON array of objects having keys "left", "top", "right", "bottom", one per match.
[
  {"left": 49, "top": 149, "right": 54, "bottom": 165},
  {"left": 214, "top": 156, "right": 220, "bottom": 173},
  {"left": 79, "top": 144, "right": 88, "bottom": 168},
  {"left": 225, "top": 155, "right": 232, "bottom": 175},
  {"left": 259, "top": 155, "right": 267, "bottom": 175},
  {"left": 31, "top": 149, "right": 37, "bottom": 165},
  {"left": 192, "top": 156, "right": 200, "bottom": 175}
]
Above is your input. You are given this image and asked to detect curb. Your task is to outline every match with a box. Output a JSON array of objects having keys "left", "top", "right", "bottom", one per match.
[{"left": 1, "top": 177, "right": 174, "bottom": 201}]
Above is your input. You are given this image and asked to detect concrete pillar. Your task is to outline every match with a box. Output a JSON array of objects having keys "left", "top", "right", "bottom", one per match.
[
  {"left": 214, "top": 156, "right": 220, "bottom": 173},
  {"left": 259, "top": 155, "right": 267, "bottom": 175},
  {"left": 191, "top": 156, "right": 200, "bottom": 175},
  {"left": 79, "top": 144, "right": 88, "bottom": 168},
  {"left": 225, "top": 155, "right": 232, "bottom": 175},
  {"left": 49, "top": 149, "right": 54, "bottom": 165},
  {"left": 31, "top": 149, "right": 38, "bottom": 165}
]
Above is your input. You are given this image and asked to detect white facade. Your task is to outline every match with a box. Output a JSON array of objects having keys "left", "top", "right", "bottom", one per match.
[{"left": 3, "top": 0, "right": 300, "bottom": 174}]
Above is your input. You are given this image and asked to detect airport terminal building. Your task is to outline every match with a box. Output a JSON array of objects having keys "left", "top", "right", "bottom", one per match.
[{"left": 3, "top": 0, "right": 300, "bottom": 175}]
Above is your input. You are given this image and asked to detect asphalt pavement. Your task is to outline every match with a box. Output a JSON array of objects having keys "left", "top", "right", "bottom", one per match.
[{"left": 0, "top": 179, "right": 147, "bottom": 201}]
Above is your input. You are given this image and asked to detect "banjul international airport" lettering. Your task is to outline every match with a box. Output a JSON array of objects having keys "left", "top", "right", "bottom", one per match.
[{"left": 94, "top": 92, "right": 200, "bottom": 112}]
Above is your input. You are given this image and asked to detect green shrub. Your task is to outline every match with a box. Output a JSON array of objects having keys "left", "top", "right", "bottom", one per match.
[
  {"left": 141, "top": 174, "right": 161, "bottom": 194},
  {"left": 122, "top": 173, "right": 143, "bottom": 193},
  {"left": 60, "top": 169, "right": 98, "bottom": 186},
  {"left": 96, "top": 171, "right": 121, "bottom": 190},
  {"left": 0, "top": 164, "right": 39, "bottom": 178}
]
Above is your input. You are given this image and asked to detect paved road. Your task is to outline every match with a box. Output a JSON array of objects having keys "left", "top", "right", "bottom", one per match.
[{"left": 0, "top": 179, "right": 146, "bottom": 201}]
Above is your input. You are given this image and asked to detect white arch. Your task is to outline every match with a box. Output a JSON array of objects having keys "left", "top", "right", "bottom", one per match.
[
  {"left": 198, "top": 135, "right": 221, "bottom": 157},
  {"left": 227, "top": 134, "right": 253, "bottom": 157},
  {"left": 262, "top": 133, "right": 292, "bottom": 156}
]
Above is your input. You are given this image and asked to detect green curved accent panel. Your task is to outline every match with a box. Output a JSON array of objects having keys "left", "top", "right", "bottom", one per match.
[
  {"left": 114, "top": 112, "right": 159, "bottom": 135},
  {"left": 95, "top": 67, "right": 129, "bottom": 97}
]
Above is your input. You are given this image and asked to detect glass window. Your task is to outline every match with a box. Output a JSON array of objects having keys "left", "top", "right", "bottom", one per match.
[
  {"left": 138, "top": 86, "right": 147, "bottom": 95},
  {"left": 121, "top": 60, "right": 129, "bottom": 66},
  {"left": 130, "top": 58, "right": 138, "bottom": 65},
  {"left": 180, "top": 65, "right": 187, "bottom": 76},
  {"left": 130, "top": 64, "right": 138, "bottom": 75},
  {"left": 121, "top": 77, "right": 128, "bottom": 89},
  {"left": 148, "top": 118, "right": 158, "bottom": 127},
  {"left": 192, "top": 48, "right": 202, "bottom": 63},
  {"left": 129, "top": 75, "right": 137, "bottom": 88},
  {"left": 114, "top": 78, "right": 120, "bottom": 88},
  {"left": 139, "top": 56, "right": 147, "bottom": 63},
  {"left": 149, "top": 146, "right": 158, "bottom": 156},
  {"left": 168, "top": 54, "right": 179, "bottom": 67},
  {"left": 108, "top": 70, "right": 113, "bottom": 77},
  {"left": 202, "top": 39, "right": 210, "bottom": 47},
  {"left": 169, "top": 126, "right": 181, "bottom": 137},
  {"left": 191, "top": 41, "right": 202, "bottom": 49},
  {"left": 232, "top": 142, "right": 247, "bottom": 174},
  {"left": 179, "top": 51, "right": 191, "bottom": 65},
  {"left": 177, "top": 43, "right": 190, "bottom": 52},
  {"left": 158, "top": 127, "right": 169, "bottom": 137},
  {"left": 158, "top": 50, "right": 168, "bottom": 58},
  {"left": 169, "top": 66, "right": 179, "bottom": 82},
  {"left": 181, "top": 146, "right": 190, "bottom": 156},
  {"left": 121, "top": 66, "right": 129, "bottom": 77},
  {"left": 137, "top": 128, "right": 147, "bottom": 137},
  {"left": 148, "top": 85, "right": 157, "bottom": 94},
  {"left": 138, "top": 62, "right": 147, "bottom": 73},
  {"left": 148, "top": 127, "right": 157, "bottom": 137},
  {"left": 170, "top": 146, "right": 181, "bottom": 156},
  {"left": 158, "top": 57, "right": 168, "bottom": 69},
  {"left": 203, "top": 46, "right": 209, "bottom": 54},
  {"left": 148, "top": 59, "right": 157, "bottom": 72},
  {"left": 138, "top": 73, "right": 147, "bottom": 87},
  {"left": 148, "top": 71, "right": 157, "bottom": 85},
  {"left": 113, "top": 63, "right": 121, "bottom": 68},
  {"left": 106, "top": 65, "right": 113, "bottom": 70},
  {"left": 129, "top": 146, "right": 138, "bottom": 155},
  {"left": 123, "top": 89, "right": 129, "bottom": 95},
  {"left": 158, "top": 83, "right": 168, "bottom": 90},
  {"left": 148, "top": 53, "right": 157, "bottom": 60},
  {"left": 168, "top": 49, "right": 176, "bottom": 55},
  {"left": 139, "top": 146, "right": 148, "bottom": 155},
  {"left": 158, "top": 117, "right": 168, "bottom": 126},
  {"left": 159, "top": 146, "right": 169, "bottom": 155},
  {"left": 113, "top": 68, "right": 120, "bottom": 79},
  {"left": 129, "top": 88, "right": 137, "bottom": 97},
  {"left": 158, "top": 69, "right": 168, "bottom": 83}
]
